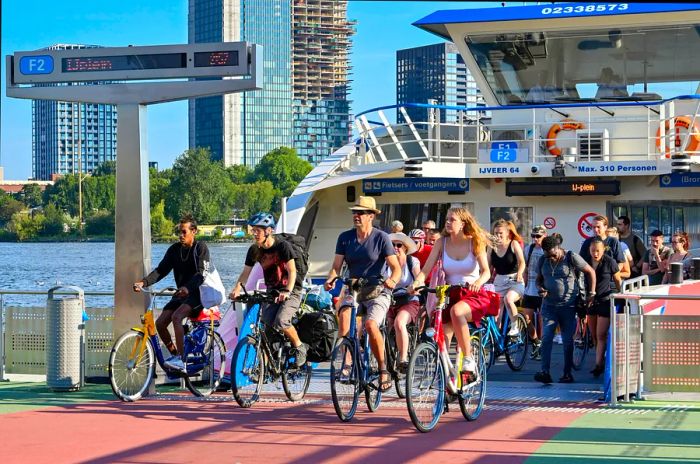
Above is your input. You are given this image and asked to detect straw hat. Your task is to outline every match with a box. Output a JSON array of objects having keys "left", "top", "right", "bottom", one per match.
[
  {"left": 389, "top": 232, "right": 418, "bottom": 255},
  {"left": 349, "top": 196, "right": 381, "bottom": 214}
]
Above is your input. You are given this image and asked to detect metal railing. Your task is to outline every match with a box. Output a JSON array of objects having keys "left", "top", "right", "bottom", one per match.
[{"left": 352, "top": 95, "right": 700, "bottom": 167}]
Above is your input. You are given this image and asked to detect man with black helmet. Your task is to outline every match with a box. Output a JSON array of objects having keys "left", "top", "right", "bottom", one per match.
[{"left": 230, "top": 212, "right": 308, "bottom": 366}]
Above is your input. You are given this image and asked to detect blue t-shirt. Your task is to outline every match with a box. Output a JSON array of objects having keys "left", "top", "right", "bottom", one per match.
[
  {"left": 579, "top": 236, "right": 625, "bottom": 264},
  {"left": 335, "top": 228, "right": 395, "bottom": 280}
]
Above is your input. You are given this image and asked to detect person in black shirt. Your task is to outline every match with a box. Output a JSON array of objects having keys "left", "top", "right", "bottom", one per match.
[
  {"left": 584, "top": 237, "right": 622, "bottom": 377},
  {"left": 230, "top": 212, "right": 308, "bottom": 367},
  {"left": 579, "top": 215, "right": 630, "bottom": 279},
  {"left": 133, "top": 214, "right": 210, "bottom": 373}
]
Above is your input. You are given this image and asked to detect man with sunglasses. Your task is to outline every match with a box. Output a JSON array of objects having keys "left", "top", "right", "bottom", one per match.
[
  {"left": 325, "top": 196, "right": 402, "bottom": 392},
  {"left": 133, "top": 214, "right": 210, "bottom": 373},
  {"left": 522, "top": 225, "right": 547, "bottom": 360}
]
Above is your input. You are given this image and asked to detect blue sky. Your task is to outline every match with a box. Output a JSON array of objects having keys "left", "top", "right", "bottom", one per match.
[{"left": 0, "top": 1, "right": 497, "bottom": 179}]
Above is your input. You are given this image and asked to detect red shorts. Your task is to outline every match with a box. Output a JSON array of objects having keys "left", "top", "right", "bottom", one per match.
[
  {"left": 443, "top": 286, "right": 500, "bottom": 326},
  {"left": 387, "top": 301, "right": 421, "bottom": 328}
]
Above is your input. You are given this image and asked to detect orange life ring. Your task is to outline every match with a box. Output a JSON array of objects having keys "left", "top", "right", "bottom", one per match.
[
  {"left": 546, "top": 119, "right": 585, "bottom": 157},
  {"left": 655, "top": 116, "right": 700, "bottom": 158}
]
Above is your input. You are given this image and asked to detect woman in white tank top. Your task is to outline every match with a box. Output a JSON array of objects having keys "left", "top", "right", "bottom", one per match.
[{"left": 412, "top": 207, "right": 492, "bottom": 385}]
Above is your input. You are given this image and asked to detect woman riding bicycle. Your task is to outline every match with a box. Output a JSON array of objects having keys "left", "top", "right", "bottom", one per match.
[
  {"left": 489, "top": 219, "right": 526, "bottom": 338},
  {"left": 383, "top": 232, "right": 421, "bottom": 374},
  {"left": 412, "top": 207, "right": 493, "bottom": 386}
]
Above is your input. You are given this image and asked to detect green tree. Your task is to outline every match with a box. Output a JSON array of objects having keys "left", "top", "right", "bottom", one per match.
[
  {"left": 150, "top": 167, "right": 172, "bottom": 208},
  {"left": 252, "top": 147, "right": 313, "bottom": 198},
  {"left": 151, "top": 200, "right": 175, "bottom": 239},
  {"left": 7, "top": 212, "right": 45, "bottom": 241},
  {"left": 85, "top": 210, "right": 115, "bottom": 236},
  {"left": 42, "top": 203, "right": 67, "bottom": 236},
  {"left": 230, "top": 180, "right": 275, "bottom": 218},
  {"left": 165, "top": 147, "right": 234, "bottom": 224},
  {"left": 227, "top": 164, "right": 253, "bottom": 184},
  {"left": 43, "top": 174, "right": 80, "bottom": 216},
  {"left": 93, "top": 160, "right": 117, "bottom": 176},
  {"left": 0, "top": 193, "right": 25, "bottom": 224},
  {"left": 17, "top": 184, "right": 44, "bottom": 208}
]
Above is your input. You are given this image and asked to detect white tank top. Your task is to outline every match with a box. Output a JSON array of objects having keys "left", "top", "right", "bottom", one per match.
[{"left": 442, "top": 237, "right": 480, "bottom": 285}]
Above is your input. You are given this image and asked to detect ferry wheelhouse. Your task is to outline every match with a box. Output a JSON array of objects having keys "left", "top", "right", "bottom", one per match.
[{"left": 283, "top": 2, "right": 700, "bottom": 284}]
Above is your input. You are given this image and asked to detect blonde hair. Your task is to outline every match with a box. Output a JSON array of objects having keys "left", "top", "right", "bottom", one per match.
[
  {"left": 606, "top": 226, "right": 618, "bottom": 237},
  {"left": 443, "top": 207, "right": 492, "bottom": 254},
  {"left": 492, "top": 219, "right": 523, "bottom": 244}
]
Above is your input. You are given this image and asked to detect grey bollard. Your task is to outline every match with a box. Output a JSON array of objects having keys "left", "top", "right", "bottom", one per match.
[
  {"left": 693, "top": 258, "right": 700, "bottom": 280},
  {"left": 669, "top": 262, "right": 684, "bottom": 284}
]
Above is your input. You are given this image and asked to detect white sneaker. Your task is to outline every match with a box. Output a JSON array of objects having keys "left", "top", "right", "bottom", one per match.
[
  {"left": 508, "top": 325, "right": 520, "bottom": 337},
  {"left": 460, "top": 356, "right": 479, "bottom": 390},
  {"left": 553, "top": 334, "right": 563, "bottom": 345},
  {"left": 164, "top": 355, "right": 186, "bottom": 373},
  {"left": 463, "top": 356, "right": 476, "bottom": 373}
]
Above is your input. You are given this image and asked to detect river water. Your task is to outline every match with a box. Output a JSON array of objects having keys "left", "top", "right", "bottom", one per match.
[{"left": 1, "top": 242, "right": 248, "bottom": 307}]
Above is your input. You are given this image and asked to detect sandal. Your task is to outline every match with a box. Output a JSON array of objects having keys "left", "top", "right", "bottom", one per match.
[{"left": 379, "top": 369, "right": 392, "bottom": 392}]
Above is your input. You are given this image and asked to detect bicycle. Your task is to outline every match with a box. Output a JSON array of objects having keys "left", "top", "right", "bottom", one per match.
[
  {"left": 108, "top": 287, "right": 226, "bottom": 401},
  {"left": 329, "top": 276, "right": 386, "bottom": 422},
  {"left": 572, "top": 313, "right": 593, "bottom": 370},
  {"left": 230, "top": 287, "right": 312, "bottom": 408},
  {"left": 405, "top": 284, "right": 487, "bottom": 433},
  {"left": 384, "top": 288, "right": 427, "bottom": 399},
  {"left": 478, "top": 309, "right": 529, "bottom": 372}
]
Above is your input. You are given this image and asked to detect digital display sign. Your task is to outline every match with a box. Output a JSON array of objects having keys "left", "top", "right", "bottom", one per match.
[
  {"left": 62, "top": 53, "right": 186, "bottom": 73},
  {"left": 194, "top": 51, "right": 239, "bottom": 67},
  {"left": 506, "top": 180, "right": 621, "bottom": 196}
]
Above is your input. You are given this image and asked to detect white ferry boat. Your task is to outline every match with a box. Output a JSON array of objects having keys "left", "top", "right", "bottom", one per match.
[{"left": 282, "top": 2, "right": 700, "bottom": 284}]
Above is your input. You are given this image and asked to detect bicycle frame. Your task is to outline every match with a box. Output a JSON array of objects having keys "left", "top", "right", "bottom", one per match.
[
  {"left": 428, "top": 285, "right": 465, "bottom": 396},
  {"left": 339, "top": 287, "right": 375, "bottom": 391},
  {"left": 480, "top": 313, "right": 513, "bottom": 356}
]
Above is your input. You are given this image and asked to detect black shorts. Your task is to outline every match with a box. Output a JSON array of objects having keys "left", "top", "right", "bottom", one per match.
[
  {"left": 588, "top": 300, "right": 612, "bottom": 318},
  {"left": 521, "top": 295, "right": 543, "bottom": 312},
  {"left": 162, "top": 292, "right": 203, "bottom": 317}
]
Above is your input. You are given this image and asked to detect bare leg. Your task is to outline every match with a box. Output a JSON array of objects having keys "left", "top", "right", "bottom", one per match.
[
  {"left": 156, "top": 310, "right": 175, "bottom": 352},
  {"left": 171, "top": 304, "right": 193, "bottom": 356},
  {"left": 365, "top": 319, "right": 386, "bottom": 369},
  {"left": 337, "top": 306, "right": 352, "bottom": 338},
  {"left": 282, "top": 326, "right": 302, "bottom": 347},
  {"left": 595, "top": 316, "right": 610, "bottom": 369},
  {"left": 522, "top": 306, "right": 538, "bottom": 341},
  {"left": 587, "top": 314, "right": 598, "bottom": 349},
  {"left": 394, "top": 310, "right": 412, "bottom": 362},
  {"left": 450, "top": 301, "right": 473, "bottom": 359},
  {"left": 505, "top": 290, "right": 520, "bottom": 321}
]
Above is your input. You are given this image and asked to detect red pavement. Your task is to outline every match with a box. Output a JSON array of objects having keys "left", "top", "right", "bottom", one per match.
[{"left": 1, "top": 394, "right": 585, "bottom": 464}]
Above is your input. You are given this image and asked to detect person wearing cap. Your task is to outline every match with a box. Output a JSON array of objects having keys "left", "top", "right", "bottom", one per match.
[
  {"left": 324, "top": 196, "right": 402, "bottom": 392},
  {"left": 408, "top": 228, "right": 434, "bottom": 282},
  {"left": 642, "top": 230, "right": 672, "bottom": 285},
  {"left": 383, "top": 233, "right": 422, "bottom": 374},
  {"left": 522, "top": 225, "right": 547, "bottom": 359}
]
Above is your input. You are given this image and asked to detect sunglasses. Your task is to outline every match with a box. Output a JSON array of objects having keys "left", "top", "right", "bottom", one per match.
[
  {"left": 531, "top": 234, "right": 543, "bottom": 239},
  {"left": 351, "top": 210, "right": 371, "bottom": 216},
  {"left": 392, "top": 243, "right": 404, "bottom": 249}
]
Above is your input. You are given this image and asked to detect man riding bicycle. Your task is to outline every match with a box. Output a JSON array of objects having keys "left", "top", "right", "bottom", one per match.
[
  {"left": 324, "top": 196, "right": 402, "bottom": 392},
  {"left": 230, "top": 212, "right": 309, "bottom": 367},
  {"left": 133, "top": 214, "right": 209, "bottom": 373}
]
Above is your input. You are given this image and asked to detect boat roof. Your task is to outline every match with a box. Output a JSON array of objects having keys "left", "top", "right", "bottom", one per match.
[{"left": 414, "top": 3, "right": 700, "bottom": 39}]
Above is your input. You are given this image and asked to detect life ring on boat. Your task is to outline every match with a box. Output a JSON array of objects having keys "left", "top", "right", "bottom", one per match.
[
  {"left": 546, "top": 119, "right": 585, "bottom": 157},
  {"left": 655, "top": 116, "right": 700, "bottom": 158}
]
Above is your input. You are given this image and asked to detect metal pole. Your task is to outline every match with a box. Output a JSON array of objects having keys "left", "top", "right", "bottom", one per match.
[
  {"left": 0, "top": 293, "right": 6, "bottom": 382},
  {"left": 610, "top": 297, "right": 618, "bottom": 406},
  {"left": 78, "top": 103, "right": 83, "bottom": 236},
  {"left": 624, "top": 302, "right": 630, "bottom": 402}
]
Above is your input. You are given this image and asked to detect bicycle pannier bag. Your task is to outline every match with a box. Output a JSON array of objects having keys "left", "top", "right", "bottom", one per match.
[{"left": 296, "top": 311, "right": 338, "bottom": 363}]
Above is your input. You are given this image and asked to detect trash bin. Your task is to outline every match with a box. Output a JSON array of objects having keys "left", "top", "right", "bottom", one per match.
[{"left": 46, "top": 285, "right": 85, "bottom": 392}]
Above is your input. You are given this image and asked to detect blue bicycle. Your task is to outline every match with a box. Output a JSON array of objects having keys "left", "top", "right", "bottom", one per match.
[
  {"left": 329, "top": 277, "right": 385, "bottom": 422},
  {"left": 477, "top": 311, "right": 529, "bottom": 371}
]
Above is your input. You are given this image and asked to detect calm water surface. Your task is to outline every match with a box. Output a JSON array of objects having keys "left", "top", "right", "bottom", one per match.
[{"left": 1, "top": 242, "right": 248, "bottom": 306}]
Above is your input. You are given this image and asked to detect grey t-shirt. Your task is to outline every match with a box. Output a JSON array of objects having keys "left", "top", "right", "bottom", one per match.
[
  {"left": 335, "top": 228, "right": 395, "bottom": 281},
  {"left": 524, "top": 243, "right": 545, "bottom": 297},
  {"left": 538, "top": 250, "right": 588, "bottom": 308}
]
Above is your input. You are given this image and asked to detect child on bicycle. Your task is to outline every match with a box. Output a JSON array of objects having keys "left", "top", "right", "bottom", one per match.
[{"left": 230, "top": 212, "right": 309, "bottom": 367}]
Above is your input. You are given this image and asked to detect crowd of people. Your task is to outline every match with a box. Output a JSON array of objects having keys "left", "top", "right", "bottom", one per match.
[{"left": 132, "top": 206, "right": 692, "bottom": 387}]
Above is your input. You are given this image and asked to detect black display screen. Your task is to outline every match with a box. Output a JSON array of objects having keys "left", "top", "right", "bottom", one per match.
[
  {"left": 506, "top": 180, "right": 621, "bottom": 196},
  {"left": 194, "top": 51, "right": 239, "bottom": 67},
  {"left": 62, "top": 53, "right": 186, "bottom": 73}
]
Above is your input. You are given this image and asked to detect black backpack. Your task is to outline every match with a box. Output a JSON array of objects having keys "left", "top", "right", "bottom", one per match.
[
  {"left": 295, "top": 310, "right": 338, "bottom": 362},
  {"left": 275, "top": 233, "right": 310, "bottom": 280}
]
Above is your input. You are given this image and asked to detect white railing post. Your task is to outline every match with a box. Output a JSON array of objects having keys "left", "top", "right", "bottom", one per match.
[
  {"left": 610, "top": 297, "right": 618, "bottom": 406},
  {"left": 0, "top": 293, "right": 5, "bottom": 382}
]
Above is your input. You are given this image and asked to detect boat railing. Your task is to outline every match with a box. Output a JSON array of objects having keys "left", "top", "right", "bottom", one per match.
[{"left": 351, "top": 95, "right": 700, "bottom": 168}]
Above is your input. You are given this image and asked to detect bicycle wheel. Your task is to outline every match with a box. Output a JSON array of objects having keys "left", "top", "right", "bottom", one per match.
[
  {"left": 505, "top": 313, "right": 529, "bottom": 371},
  {"left": 384, "top": 328, "right": 404, "bottom": 399},
  {"left": 459, "top": 335, "right": 487, "bottom": 421},
  {"left": 365, "top": 346, "right": 383, "bottom": 412},
  {"left": 481, "top": 330, "right": 495, "bottom": 372},
  {"left": 406, "top": 341, "right": 445, "bottom": 433},
  {"left": 184, "top": 331, "right": 226, "bottom": 397},
  {"left": 282, "top": 359, "right": 312, "bottom": 402},
  {"left": 231, "top": 335, "right": 265, "bottom": 408},
  {"left": 330, "top": 337, "right": 359, "bottom": 422},
  {"left": 572, "top": 317, "right": 589, "bottom": 371},
  {"left": 109, "top": 330, "right": 155, "bottom": 402}
]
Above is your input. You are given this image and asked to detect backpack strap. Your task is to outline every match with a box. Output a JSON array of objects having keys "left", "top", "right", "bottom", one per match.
[{"left": 526, "top": 243, "right": 537, "bottom": 267}]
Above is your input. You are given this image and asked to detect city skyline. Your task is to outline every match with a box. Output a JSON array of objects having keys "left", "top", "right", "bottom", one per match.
[{"left": 1, "top": 1, "right": 497, "bottom": 179}]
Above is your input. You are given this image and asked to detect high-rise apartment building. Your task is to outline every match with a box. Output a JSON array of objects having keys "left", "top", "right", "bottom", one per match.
[
  {"left": 32, "top": 44, "right": 118, "bottom": 181},
  {"left": 396, "top": 42, "right": 485, "bottom": 124},
  {"left": 188, "top": 0, "right": 353, "bottom": 167},
  {"left": 292, "top": 0, "right": 354, "bottom": 164}
]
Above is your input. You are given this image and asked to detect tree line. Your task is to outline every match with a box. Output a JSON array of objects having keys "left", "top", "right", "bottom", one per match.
[{"left": 0, "top": 146, "right": 312, "bottom": 241}]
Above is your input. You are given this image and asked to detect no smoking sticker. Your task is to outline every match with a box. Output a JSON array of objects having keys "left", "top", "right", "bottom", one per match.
[
  {"left": 543, "top": 217, "right": 556, "bottom": 229},
  {"left": 577, "top": 212, "right": 599, "bottom": 238}
]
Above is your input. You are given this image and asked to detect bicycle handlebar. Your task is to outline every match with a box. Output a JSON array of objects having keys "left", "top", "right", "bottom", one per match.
[
  {"left": 138, "top": 286, "right": 178, "bottom": 296},
  {"left": 234, "top": 286, "right": 281, "bottom": 304},
  {"left": 330, "top": 275, "right": 385, "bottom": 291}
]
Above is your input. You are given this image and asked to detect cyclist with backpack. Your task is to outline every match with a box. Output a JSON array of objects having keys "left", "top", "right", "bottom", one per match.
[
  {"left": 230, "top": 212, "right": 309, "bottom": 367},
  {"left": 522, "top": 225, "right": 547, "bottom": 360}
]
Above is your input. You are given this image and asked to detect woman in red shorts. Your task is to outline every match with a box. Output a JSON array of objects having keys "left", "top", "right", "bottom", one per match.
[{"left": 412, "top": 207, "right": 493, "bottom": 385}]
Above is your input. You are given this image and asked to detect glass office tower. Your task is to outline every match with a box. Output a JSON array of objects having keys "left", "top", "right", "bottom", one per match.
[{"left": 32, "top": 44, "right": 118, "bottom": 181}]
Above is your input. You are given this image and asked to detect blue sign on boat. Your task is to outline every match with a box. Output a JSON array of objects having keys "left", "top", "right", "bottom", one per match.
[
  {"left": 363, "top": 177, "right": 469, "bottom": 193},
  {"left": 659, "top": 173, "right": 700, "bottom": 188},
  {"left": 490, "top": 142, "right": 517, "bottom": 163},
  {"left": 19, "top": 55, "right": 54, "bottom": 75}
]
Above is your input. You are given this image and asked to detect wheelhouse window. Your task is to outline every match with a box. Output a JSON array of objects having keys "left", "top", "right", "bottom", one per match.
[{"left": 465, "top": 24, "right": 700, "bottom": 105}]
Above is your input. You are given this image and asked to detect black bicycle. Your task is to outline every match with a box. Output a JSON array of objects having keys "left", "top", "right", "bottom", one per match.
[{"left": 230, "top": 287, "right": 312, "bottom": 408}]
